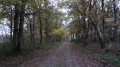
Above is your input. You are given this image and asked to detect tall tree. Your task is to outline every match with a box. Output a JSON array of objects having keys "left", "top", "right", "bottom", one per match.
[
  {"left": 13, "top": 3, "right": 20, "bottom": 53},
  {"left": 102, "top": 0, "right": 105, "bottom": 48},
  {"left": 17, "top": 0, "right": 25, "bottom": 52},
  {"left": 113, "top": 0, "right": 118, "bottom": 45}
]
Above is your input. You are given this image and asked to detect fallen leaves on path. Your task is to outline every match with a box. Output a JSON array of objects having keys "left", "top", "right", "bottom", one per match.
[{"left": 0, "top": 42, "right": 116, "bottom": 67}]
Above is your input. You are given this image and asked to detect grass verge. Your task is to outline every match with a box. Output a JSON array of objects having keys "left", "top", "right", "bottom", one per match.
[
  {"left": 40, "top": 42, "right": 60, "bottom": 50},
  {"left": 95, "top": 53, "right": 120, "bottom": 67},
  {"left": 80, "top": 47, "right": 120, "bottom": 67},
  {"left": 71, "top": 42, "right": 120, "bottom": 67}
]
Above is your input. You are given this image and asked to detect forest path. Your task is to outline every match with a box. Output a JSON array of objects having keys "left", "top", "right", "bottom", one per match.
[{"left": 20, "top": 42, "right": 114, "bottom": 67}]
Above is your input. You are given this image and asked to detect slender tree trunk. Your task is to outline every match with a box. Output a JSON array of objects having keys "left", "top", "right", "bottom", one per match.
[
  {"left": 44, "top": 1, "right": 49, "bottom": 42},
  {"left": 10, "top": 6, "right": 13, "bottom": 42},
  {"left": 33, "top": 14, "right": 35, "bottom": 46},
  {"left": 113, "top": 0, "right": 118, "bottom": 45},
  {"left": 102, "top": 0, "right": 105, "bottom": 47},
  {"left": 83, "top": 8, "right": 87, "bottom": 45},
  {"left": 80, "top": 0, "right": 88, "bottom": 46},
  {"left": 17, "top": 0, "right": 25, "bottom": 52},
  {"left": 39, "top": 17, "right": 42, "bottom": 44},
  {"left": 76, "top": 2, "right": 81, "bottom": 43},
  {"left": 92, "top": 22, "right": 105, "bottom": 49},
  {"left": 38, "top": 2, "right": 43, "bottom": 44},
  {"left": 88, "top": 1, "right": 92, "bottom": 43},
  {"left": 30, "top": 19, "right": 33, "bottom": 44},
  {"left": 13, "top": 5, "right": 19, "bottom": 53},
  {"left": 77, "top": 11, "right": 81, "bottom": 43},
  {"left": 83, "top": 13, "right": 88, "bottom": 46},
  {"left": 45, "top": 19, "right": 49, "bottom": 43}
]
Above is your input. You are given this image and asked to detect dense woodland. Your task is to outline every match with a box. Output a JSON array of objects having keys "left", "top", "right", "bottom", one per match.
[
  {"left": 0, "top": 0, "right": 67, "bottom": 53},
  {"left": 0, "top": 0, "right": 120, "bottom": 66},
  {"left": 67, "top": 0, "right": 120, "bottom": 49}
]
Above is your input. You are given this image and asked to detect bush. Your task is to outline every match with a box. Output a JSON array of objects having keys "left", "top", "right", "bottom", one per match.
[
  {"left": 105, "top": 44, "right": 112, "bottom": 52},
  {"left": 41, "top": 42, "right": 60, "bottom": 50},
  {"left": 0, "top": 40, "right": 13, "bottom": 56},
  {"left": 96, "top": 53, "right": 120, "bottom": 67},
  {"left": 0, "top": 42, "right": 3, "bottom": 48},
  {"left": 71, "top": 39, "right": 76, "bottom": 42}
]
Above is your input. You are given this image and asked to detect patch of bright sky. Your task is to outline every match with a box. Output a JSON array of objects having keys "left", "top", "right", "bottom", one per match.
[
  {"left": 0, "top": 19, "right": 10, "bottom": 35},
  {"left": 50, "top": 0, "right": 68, "bottom": 13},
  {"left": 50, "top": 0, "right": 70, "bottom": 25}
]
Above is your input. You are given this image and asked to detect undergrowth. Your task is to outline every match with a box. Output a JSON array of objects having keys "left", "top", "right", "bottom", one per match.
[
  {"left": 71, "top": 42, "right": 120, "bottom": 67},
  {"left": 0, "top": 41, "right": 60, "bottom": 57},
  {"left": 96, "top": 53, "right": 120, "bottom": 67},
  {"left": 0, "top": 40, "right": 13, "bottom": 57},
  {"left": 80, "top": 45, "right": 120, "bottom": 67},
  {"left": 41, "top": 42, "right": 60, "bottom": 50},
  {"left": 0, "top": 41, "right": 60, "bottom": 66}
]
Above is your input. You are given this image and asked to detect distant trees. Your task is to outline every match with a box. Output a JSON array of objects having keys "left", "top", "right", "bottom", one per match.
[
  {"left": 0, "top": 0, "right": 67, "bottom": 53},
  {"left": 0, "top": 0, "right": 119, "bottom": 53},
  {"left": 67, "top": 0, "right": 120, "bottom": 49}
]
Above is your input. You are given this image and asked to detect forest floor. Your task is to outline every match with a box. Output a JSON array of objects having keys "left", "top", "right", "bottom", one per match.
[{"left": 0, "top": 42, "right": 116, "bottom": 67}]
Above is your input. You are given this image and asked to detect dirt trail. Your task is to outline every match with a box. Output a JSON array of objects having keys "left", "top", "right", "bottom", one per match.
[{"left": 16, "top": 42, "right": 115, "bottom": 67}]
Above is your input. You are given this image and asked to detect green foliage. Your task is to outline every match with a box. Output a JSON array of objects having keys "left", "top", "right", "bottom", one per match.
[
  {"left": 80, "top": 47, "right": 120, "bottom": 67},
  {"left": 70, "top": 39, "right": 76, "bottom": 42},
  {"left": 0, "top": 42, "right": 3, "bottom": 48},
  {"left": 29, "top": 0, "right": 38, "bottom": 11},
  {"left": 0, "top": 40, "right": 13, "bottom": 56},
  {"left": 96, "top": 53, "right": 120, "bottom": 67},
  {"left": 0, "top": 12, "right": 3, "bottom": 19},
  {"left": 118, "top": 55, "right": 120, "bottom": 60},
  {"left": 41, "top": 42, "right": 60, "bottom": 50},
  {"left": 52, "top": 24, "right": 66, "bottom": 38},
  {"left": 105, "top": 44, "right": 112, "bottom": 52}
]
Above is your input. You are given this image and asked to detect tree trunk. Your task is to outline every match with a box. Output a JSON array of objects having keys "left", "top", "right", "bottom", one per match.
[
  {"left": 83, "top": 13, "right": 88, "bottom": 46},
  {"left": 39, "top": 17, "right": 42, "bottom": 44},
  {"left": 13, "top": 4, "right": 19, "bottom": 53},
  {"left": 17, "top": 0, "right": 25, "bottom": 52},
  {"left": 81, "top": 0, "right": 88, "bottom": 46},
  {"left": 92, "top": 22, "right": 105, "bottom": 49},
  {"left": 30, "top": 19, "right": 33, "bottom": 44},
  {"left": 45, "top": 1, "right": 49, "bottom": 42},
  {"left": 10, "top": 5, "right": 13, "bottom": 42},
  {"left": 113, "top": 0, "right": 118, "bottom": 45},
  {"left": 102, "top": 0, "right": 105, "bottom": 46},
  {"left": 33, "top": 15, "right": 35, "bottom": 46},
  {"left": 76, "top": 2, "right": 81, "bottom": 43}
]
